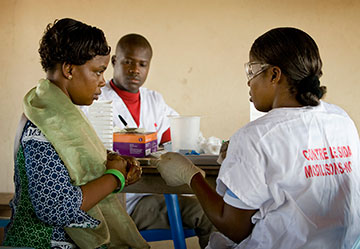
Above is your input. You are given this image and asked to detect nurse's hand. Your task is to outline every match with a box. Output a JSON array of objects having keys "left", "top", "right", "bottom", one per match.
[{"left": 154, "top": 152, "right": 205, "bottom": 186}]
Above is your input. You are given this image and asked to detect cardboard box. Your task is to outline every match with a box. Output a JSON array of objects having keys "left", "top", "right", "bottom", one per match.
[{"left": 113, "top": 132, "right": 157, "bottom": 157}]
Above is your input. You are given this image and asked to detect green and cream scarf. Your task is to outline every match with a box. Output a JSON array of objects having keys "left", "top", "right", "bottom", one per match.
[{"left": 23, "top": 79, "right": 149, "bottom": 249}]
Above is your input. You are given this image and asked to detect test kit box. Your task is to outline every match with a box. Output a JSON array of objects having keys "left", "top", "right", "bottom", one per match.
[{"left": 113, "top": 132, "right": 157, "bottom": 158}]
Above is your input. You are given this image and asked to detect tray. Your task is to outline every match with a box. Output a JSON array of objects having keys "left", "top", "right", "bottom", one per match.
[
  {"left": 185, "top": 154, "right": 220, "bottom": 166},
  {"left": 137, "top": 154, "right": 220, "bottom": 166}
]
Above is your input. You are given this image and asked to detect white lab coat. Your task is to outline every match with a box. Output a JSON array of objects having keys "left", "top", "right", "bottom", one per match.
[
  {"left": 210, "top": 102, "right": 360, "bottom": 249},
  {"left": 98, "top": 81, "right": 178, "bottom": 144},
  {"left": 83, "top": 81, "right": 178, "bottom": 214}
]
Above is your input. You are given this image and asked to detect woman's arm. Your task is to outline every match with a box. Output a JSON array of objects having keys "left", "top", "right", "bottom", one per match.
[
  {"left": 190, "top": 173, "right": 257, "bottom": 243},
  {"left": 22, "top": 124, "right": 140, "bottom": 226},
  {"left": 156, "top": 152, "right": 258, "bottom": 243},
  {"left": 80, "top": 174, "right": 119, "bottom": 211},
  {"left": 23, "top": 137, "right": 100, "bottom": 226},
  {"left": 81, "top": 152, "right": 142, "bottom": 211}
]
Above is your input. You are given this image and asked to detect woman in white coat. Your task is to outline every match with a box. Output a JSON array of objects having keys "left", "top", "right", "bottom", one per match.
[{"left": 155, "top": 27, "right": 360, "bottom": 249}]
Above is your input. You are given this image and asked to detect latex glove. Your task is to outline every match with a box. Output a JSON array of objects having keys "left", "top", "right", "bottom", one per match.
[{"left": 154, "top": 152, "right": 205, "bottom": 186}]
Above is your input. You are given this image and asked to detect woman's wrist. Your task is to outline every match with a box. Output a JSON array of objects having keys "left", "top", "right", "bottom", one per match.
[{"left": 104, "top": 169, "right": 126, "bottom": 193}]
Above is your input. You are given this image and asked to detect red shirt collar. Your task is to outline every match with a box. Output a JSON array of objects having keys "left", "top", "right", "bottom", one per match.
[{"left": 110, "top": 79, "right": 140, "bottom": 102}]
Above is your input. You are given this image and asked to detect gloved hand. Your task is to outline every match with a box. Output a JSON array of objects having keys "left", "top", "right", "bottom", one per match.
[{"left": 153, "top": 152, "right": 205, "bottom": 186}]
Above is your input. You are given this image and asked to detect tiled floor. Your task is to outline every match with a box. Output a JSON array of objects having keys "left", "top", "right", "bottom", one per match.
[{"left": 149, "top": 237, "right": 201, "bottom": 249}]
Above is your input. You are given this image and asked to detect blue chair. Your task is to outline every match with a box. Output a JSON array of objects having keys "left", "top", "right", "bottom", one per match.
[
  {"left": 0, "top": 219, "right": 9, "bottom": 228},
  {"left": 139, "top": 194, "right": 196, "bottom": 249}
]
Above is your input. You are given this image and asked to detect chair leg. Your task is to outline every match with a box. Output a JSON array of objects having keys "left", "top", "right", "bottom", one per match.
[{"left": 164, "top": 194, "right": 187, "bottom": 249}]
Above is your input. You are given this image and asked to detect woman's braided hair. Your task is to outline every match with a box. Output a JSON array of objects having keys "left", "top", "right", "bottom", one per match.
[
  {"left": 250, "top": 27, "right": 326, "bottom": 106},
  {"left": 39, "top": 18, "right": 111, "bottom": 72}
]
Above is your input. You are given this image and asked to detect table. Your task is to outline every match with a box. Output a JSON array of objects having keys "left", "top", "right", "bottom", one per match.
[
  {"left": 123, "top": 165, "right": 219, "bottom": 194},
  {"left": 0, "top": 155, "right": 220, "bottom": 210},
  {"left": 123, "top": 154, "right": 220, "bottom": 194}
]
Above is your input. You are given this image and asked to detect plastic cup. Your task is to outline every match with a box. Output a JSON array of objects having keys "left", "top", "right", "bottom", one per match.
[
  {"left": 88, "top": 100, "right": 113, "bottom": 150},
  {"left": 169, "top": 115, "right": 200, "bottom": 152}
]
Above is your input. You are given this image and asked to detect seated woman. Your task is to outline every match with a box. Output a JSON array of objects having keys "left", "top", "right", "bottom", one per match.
[
  {"left": 4, "top": 18, "right": 148, "bottom": 249},
  {"left": 155, "top": 27, "right": 360, "bottom": 249}
]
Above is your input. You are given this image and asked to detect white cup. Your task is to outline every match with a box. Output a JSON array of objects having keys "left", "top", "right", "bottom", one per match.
[{"left": 169, "top": 115, "right": 200, "bottom": 152}]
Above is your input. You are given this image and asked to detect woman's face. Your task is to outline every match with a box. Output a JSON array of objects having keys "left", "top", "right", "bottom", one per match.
[
  {"left": 67, "top": 55, "right": 110, "bottom": 105},
  {"left": 247, "top": 55, "right": 276, "bottom": 112}
]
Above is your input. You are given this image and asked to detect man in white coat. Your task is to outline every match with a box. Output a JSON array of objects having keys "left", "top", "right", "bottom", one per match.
[{"left": 98, "top": 34, "right": 214, "bottom": 248}]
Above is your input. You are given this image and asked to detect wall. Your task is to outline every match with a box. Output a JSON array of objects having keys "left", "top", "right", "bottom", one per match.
[{"left": 0, "top": 0, "right": 359, "bottom": 192}]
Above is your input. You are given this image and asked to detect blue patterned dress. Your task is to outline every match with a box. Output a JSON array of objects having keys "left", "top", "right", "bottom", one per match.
[{"left": 4, "top": 121, "right": 100, "bottom": 249}]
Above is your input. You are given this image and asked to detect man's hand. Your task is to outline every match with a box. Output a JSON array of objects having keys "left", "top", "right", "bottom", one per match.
[{"left": 154, "top": 152, "right": 205, "bottom": 186}]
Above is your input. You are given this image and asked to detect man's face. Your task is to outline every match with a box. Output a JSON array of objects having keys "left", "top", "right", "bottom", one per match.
[{"left": 112, "top": 45, "right": 152, "bottom": 93}]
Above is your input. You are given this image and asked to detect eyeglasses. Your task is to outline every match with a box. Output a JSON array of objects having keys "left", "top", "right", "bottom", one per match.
[{"left": 244, "top": 62, "right": 271, "bottom": 82}]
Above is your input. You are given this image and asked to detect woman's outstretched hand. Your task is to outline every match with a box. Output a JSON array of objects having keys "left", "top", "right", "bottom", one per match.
[
  {"left": 120, "top": 155, "right": 142, "bottom": 185},
  {"left": 106, "top": 151, "right": 142, "bottom": 185}
]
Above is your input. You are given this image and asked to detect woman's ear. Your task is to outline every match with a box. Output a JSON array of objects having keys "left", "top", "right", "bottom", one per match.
[
  {"left": 62, "top": 62, "right": 73, "bottom": 80},
  {"left": 270, "top": 66, "right": 282, "bottom": 84}
]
